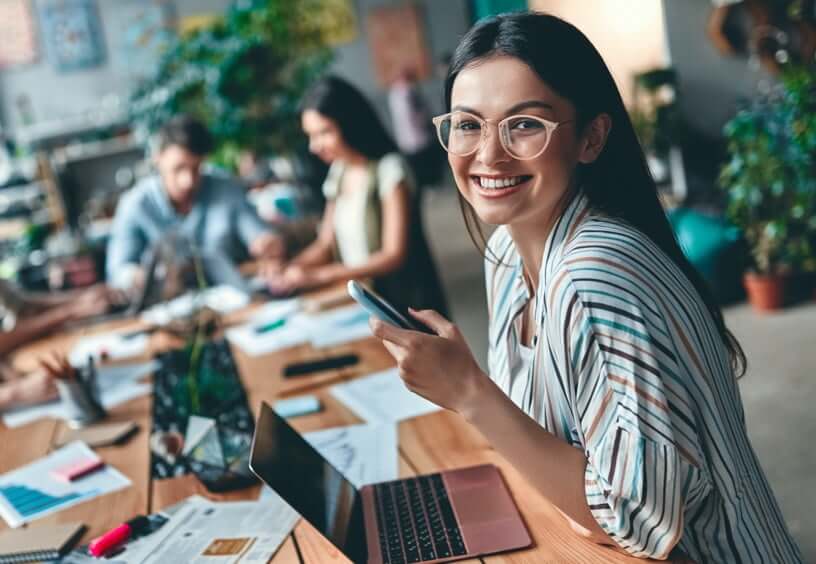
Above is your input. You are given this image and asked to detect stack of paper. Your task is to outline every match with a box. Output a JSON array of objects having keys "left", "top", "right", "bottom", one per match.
[
  {"left": 300, "top": 303, "right": 373, "bottom": 348},
  {"left": 122, "top": 496, "right": 298, "bottom": 564},
  {"left": 68, "top": 331, "right": 148, "bottom": 366},
  {"left": 224, "top": 299, "right": 306, "bottom": 356},
  {"left": 0, "top": 441, "right": 131, "bottom": 528},
  {"left": 330, "top": 368, "right": 440, "bottom": 423},
  {"left": 141, "top": 285, "right": 250, "bottom": 326},
  {"left": 1, "top": 361, "right": 157, "bottom": 428},
  {"left": 227, "top": 301, "right": 373, "bottom": 357}
]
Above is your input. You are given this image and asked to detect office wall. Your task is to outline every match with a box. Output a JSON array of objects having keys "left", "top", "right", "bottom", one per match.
[
  {"left": 0, "top": 0, "right": 471, "bottom": 140},
  {"left": 528, "top": 0, "right": 669, "bottom": 105},
  {"left": 0, "top": 0, "right": 232, "bottom": 136},
  {"left": 329, "top": 0, "right": 472, "bottom": 121},
  {"left": 662, "top": 0, "right": 770, "bottom": 138},
  {"left": 528, "top": 0, "right": 769, "bottom": 138}
]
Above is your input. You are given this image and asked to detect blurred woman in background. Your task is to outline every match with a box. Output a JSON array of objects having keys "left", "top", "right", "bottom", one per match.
[{"left": 265, "top": 75, "right": 447, "bottom": 315}]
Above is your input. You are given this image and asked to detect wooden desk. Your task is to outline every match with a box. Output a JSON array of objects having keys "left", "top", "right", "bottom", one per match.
[{"left": 1, "top": 306, "right": 664, "bottom": 563}]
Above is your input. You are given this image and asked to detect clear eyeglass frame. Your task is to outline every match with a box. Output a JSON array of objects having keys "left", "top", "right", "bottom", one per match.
[{"left": 432, "top": 111, "right": 573, "bottom": 160}]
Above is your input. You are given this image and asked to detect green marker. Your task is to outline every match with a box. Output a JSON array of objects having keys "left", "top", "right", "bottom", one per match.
[{"left": 254, "top": 318, "right": 287, "bottom": 334}]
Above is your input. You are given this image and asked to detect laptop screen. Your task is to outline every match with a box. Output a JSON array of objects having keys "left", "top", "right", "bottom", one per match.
[{"left": 249, "top": 403, "right": 367, "bottom": 562}]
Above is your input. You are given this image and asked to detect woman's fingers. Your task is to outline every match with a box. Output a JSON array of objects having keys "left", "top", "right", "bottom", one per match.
[
  {"left": 38, "top": 356, "right": 60, "bottom": 376},
  {"left": 369, "top": 318, "right": 417, "bottom": 347},
  {"left": 381, "top": 340, "right": 405, "bottom": 363},
  {"left": 39, "top": 353, "right": 74, "bottom": 380},
  {"left": 409, "top": 308, "right": 457, "bottom": 338}
]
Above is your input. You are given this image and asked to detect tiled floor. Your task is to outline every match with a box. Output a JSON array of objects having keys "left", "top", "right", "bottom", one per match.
[{"left": 422, "top": 184, "right": 816, "bottom": 561}]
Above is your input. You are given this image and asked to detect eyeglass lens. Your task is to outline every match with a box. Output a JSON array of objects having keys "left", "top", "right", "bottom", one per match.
[{"left": 436, "top": 113, "right": 552, "bottom": 159}]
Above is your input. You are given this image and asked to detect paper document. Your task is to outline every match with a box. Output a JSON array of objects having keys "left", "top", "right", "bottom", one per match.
[
  {"left": 68, "top": 331, "right": 148, "bottom": 366},
  {"left": 141, "top": 285, "right": 250, "bottom": 326},
  {"left": 1, "top": 361, "right": 157, "bottom": 428},
  {"left": 330, "top": 368, "right": 440, "bottom": 423},
  {"left": 0, "top": 441, "right": 131, "bottom": 528},
  {"left": 133, "top": 496, "right": 298, "bottom": 564},
  {"left": 225, "top": 299, "right": 308, "bottom": 357},
  {"left": 304, "top": 423, "right": 399, "bottom": 488},
  {"left": 226, "top": 300, "right": 372, "bottom": 356},
  {"left": 302, "top": 303, "right": 373, "bottom": 348}
]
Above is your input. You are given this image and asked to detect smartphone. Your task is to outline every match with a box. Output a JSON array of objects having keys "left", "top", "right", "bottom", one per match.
[
  {"left": 346, "top": 280, "right": 434, "bottom": 334},
  {"left": 282, "top": 353, "right": 360, "bottom": 378}
]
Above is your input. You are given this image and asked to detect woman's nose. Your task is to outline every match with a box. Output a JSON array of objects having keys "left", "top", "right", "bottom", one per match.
[{"left": 476, "top": 126, "right": 511, "bottom": 166}]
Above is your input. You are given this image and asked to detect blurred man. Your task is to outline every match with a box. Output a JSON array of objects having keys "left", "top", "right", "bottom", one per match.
[{"left": 106, "top": 115, "right": 282, "bottom": 290}]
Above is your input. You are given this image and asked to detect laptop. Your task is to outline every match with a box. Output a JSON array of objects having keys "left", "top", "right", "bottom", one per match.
[
  {"left": 66, "top": 246, "right": 162, "bottom": 329},
  {"left": 249, "top": 402, "right": 532, "bottom": 564}
]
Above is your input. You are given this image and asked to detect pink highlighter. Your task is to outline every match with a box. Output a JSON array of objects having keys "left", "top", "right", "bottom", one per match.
[
  {"left": 50, "top": 458, "right": 105, "bottom": 482},
  {"left": 88, "top": 516, "right": 150, "bottom": 557}
]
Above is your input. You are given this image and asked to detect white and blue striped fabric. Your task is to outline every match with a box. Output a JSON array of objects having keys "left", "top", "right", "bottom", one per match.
[{"left": 484, "top": 192, "right": 802, "bottom": 562}]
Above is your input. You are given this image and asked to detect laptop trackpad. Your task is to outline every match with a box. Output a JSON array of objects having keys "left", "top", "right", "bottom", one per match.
[{"left": 451, "top": 487, "right": 516, "bottom": 523}]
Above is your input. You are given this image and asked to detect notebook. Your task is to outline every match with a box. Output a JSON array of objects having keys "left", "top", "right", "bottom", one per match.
[{"left": 0, "top": 522, "right": 84, "bottom": 563}]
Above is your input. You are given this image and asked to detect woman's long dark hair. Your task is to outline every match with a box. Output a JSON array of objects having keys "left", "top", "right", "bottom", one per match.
[
  {"left": 301, "top": 75, "right": 397, "bottom": 161},
  {"left": 445, "top": 12, "right": 746, "bottom": 378}
]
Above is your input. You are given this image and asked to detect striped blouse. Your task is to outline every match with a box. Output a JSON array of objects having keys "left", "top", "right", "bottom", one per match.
[{"left": 485, "top": 192, "right": 802, "bottom": 562}]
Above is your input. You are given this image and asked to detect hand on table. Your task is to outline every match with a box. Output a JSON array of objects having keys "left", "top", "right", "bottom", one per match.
[
  {"left": 6, "top": 353, "right": 74, "bottom": 407},
  {"left": 68, "top": 285, "right": 111, "bottom": 320},
  {"left": 265, "top": 264, "right": 340, "bottom": 295},
  {"left": 250, "top": 232, "right": 285, "bottom": 260}
]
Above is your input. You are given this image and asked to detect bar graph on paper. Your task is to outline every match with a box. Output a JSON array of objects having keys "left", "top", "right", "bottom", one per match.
[
  {"left": 0, "top": 484, "right": 91, "bottom": 518},
  {"left": 0, "top": 441, "right": 130, "bottom": 527}
]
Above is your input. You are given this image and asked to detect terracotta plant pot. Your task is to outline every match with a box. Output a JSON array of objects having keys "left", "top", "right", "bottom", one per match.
[{"left": 743, "top": 272, "right": 787, "bottom": 311}]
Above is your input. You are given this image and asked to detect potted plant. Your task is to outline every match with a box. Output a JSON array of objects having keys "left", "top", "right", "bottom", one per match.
[
  {"left": 129, "top": 0, "right": 337, "bottom": 170},
  {"left": 718, "top": 65, "right": 816, "bottom": 311}
]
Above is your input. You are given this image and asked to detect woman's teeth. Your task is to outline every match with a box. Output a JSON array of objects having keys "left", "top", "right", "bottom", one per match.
[{"left": 477, "top": 176, "right": 527, "bottom": 189}]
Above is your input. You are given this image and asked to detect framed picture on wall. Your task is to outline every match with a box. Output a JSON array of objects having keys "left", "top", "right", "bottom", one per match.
[
  {"left": 367, "top": 4, "right": 431, "bottom": 86},
  {"left": 0, "top": 0, "right": 38, "bottom": 69},
  {"left": 38, "top": 0, "right": 106, "bottom": 72}
]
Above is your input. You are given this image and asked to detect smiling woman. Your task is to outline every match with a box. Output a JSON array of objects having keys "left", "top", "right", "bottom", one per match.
[{"left": 369, "top": 11, "right": 804, "bottom": 563}]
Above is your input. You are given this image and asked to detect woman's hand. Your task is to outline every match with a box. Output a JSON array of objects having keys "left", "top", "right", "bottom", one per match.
[
  {"left": 266, "top": 264, "right": 342, "bottom": 295},
  {"left": 370, "top": 308, "right": 490, "bottom": 415},
  {"left": 11, "top": 371, "right": 58, "bottom": 406},
  {"left": 68, "top": 284, "right": 114, "bottom": 320},
  {"left": 9, "top": 353, "right": 75, "bottom": 406},
  {"left": 250, "top": 232, "right": 285, "bottom": 260}
]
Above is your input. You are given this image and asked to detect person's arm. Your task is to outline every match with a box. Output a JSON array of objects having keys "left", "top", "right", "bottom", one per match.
[
  {"left": 369, "top": 312, "right": 615, "bottom": 544},
  {"left": 0, "top": 354, "right": 72, "bottom": 410},
  {"left": 106, "top": 193, "right": 147, "bottom": 289},
  {"left": 305, "top": 183, "right": 411, "bottom": 284},
  {"left": 0, "top": 306, "right": 73, "bottom": 356},
  {"left": 288, "top": 200, "right": 336, "bottom": 268},
  {"left": 371, "top": 274, "right": 702, "bottom": 559},
  {"left": 16, "top": 284, "right": 104, "bottom": 311},
  {"left": 232, "top": 183, "right": 284, "bottom": 260}
]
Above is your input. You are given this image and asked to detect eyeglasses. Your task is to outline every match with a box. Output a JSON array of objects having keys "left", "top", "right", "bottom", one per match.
[{"left": 432, "top": 111, "right": 573, "bottom": 160}]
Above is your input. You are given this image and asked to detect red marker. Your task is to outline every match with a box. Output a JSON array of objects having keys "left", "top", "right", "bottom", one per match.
[{"left": 88, "top": 516, "right": 149, "bottom": 557}]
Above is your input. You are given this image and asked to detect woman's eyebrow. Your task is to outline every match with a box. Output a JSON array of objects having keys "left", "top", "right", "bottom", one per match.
[
  {"left": 450, "top": 100, "right": 555, "bottom": 117},
  {"left": 506, "top": 100, "right": 555, "bottom": 114},
  {"left": 451, "top": 105, "right": 482, "bottom": 116}
]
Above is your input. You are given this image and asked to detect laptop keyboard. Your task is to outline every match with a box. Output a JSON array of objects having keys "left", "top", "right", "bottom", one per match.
[{"left": 373, "top": 473, "right": 467, "bottom": 563}]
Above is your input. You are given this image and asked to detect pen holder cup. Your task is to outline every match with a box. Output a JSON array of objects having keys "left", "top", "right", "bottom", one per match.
[{"left": 57, "top": 371, "right": 107, "bottom": 428}]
